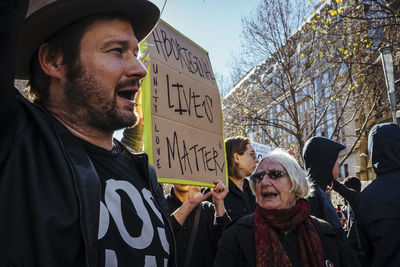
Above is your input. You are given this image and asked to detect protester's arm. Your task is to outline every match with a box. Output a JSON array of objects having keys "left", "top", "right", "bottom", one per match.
[
  {"left": 0, "top": 0, "right": 29, "bottom": 164},
  {"left": 0, "top": 0, "right": 28, "bottom": 100},
  {"left": 211, "top": 180, "right": 230, "bottom": 226},
  {"left": 121, "top": 123, "right": 144, "bottom": 152},
  {"left": 332, "top": 180, "right": 359, "bottom": 209},
  {"left": 212, "top": 180, "right": 229, "bottom": 217},
  {"left": 172, "top": 186, "right": 212, "bottom": 225},
  {"left": 209, "top": 180, "right": 230, "bottom": 244}
]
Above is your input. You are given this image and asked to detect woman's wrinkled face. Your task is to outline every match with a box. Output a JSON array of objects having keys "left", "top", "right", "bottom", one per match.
[{"left": 254, "top": 158, "right": 297, "bottom": 210}]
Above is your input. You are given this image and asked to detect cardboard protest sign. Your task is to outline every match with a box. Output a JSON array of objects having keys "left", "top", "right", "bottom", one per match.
[
  {"left": 251, "top": 141, "right": 270, "bottom": 161},
  {"left": 139, "top": 20, "right": 227, "bottom": 187}
]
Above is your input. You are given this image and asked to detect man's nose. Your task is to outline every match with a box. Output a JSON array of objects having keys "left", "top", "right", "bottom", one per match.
[{"left": 125, "top": 52, "right": 147, "bottom": 80}]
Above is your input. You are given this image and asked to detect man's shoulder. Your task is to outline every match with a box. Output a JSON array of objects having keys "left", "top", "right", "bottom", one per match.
[{"left": 15, "top": 93, "right": 49, "bottom": 125}]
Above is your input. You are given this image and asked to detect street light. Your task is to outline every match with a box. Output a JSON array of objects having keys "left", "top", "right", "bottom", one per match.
[{"left": 379, "top": 45, "right": 397, "bottom": 124}]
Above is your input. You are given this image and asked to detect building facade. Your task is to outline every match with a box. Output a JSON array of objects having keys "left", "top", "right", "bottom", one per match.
[{"left": 222, "top": 0, "right": 399, "bottom": 183}]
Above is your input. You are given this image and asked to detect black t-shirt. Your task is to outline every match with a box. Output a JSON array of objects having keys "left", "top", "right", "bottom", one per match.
[{"left": 81, "top": 140, "right": 169, "bottom": 266}]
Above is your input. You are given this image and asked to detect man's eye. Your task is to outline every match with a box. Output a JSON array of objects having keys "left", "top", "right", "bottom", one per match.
[{"left": 110, "top": 48, "right": 123, "bottom": 54}]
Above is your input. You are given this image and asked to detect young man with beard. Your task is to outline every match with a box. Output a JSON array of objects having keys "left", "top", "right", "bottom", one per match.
[{"left": 0, "top": 0, "right": 175, "bottom": 266}]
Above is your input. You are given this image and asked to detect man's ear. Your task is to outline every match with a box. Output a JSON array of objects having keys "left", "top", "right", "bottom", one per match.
[{"left": 38, "top": 44, "right": 64, "bottom": 79}]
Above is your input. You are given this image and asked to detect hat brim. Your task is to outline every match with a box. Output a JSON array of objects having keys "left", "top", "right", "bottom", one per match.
[{"left": 16, "top": 0, "right": 160, "bottom": 79}]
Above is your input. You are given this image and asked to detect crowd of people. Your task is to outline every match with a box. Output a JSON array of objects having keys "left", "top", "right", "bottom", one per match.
[{"left": 1, "top": 0, "right": 400, "bottom": 267}]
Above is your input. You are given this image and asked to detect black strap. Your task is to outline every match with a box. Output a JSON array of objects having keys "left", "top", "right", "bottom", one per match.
[
  {"left": 347, "top": 206, "right": 366, "bottom": 256},
  {"left": 184, "top": 205, "right": 201, "bottom": 267}
]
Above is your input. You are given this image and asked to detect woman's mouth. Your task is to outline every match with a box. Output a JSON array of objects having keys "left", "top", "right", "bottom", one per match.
[{"left": 262, "top": 192, "right": 278, "bottom": 198}]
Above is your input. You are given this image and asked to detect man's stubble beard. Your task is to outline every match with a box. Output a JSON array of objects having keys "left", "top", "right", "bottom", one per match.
[{"left": 63, "top": 60, "right": 138, "bottom": 133}]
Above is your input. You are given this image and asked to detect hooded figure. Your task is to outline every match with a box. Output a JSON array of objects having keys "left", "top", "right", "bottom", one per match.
[
  {"left": 302, "top": 137, "right": 346, "bottom": 232},
  {"left": 358, "top": 123, "right": 400, "bottom": 267}
]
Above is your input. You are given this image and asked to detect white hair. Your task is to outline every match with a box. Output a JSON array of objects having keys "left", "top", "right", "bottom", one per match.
[{"left": 250, "top": 148, "right": 314, "bottom": 199}]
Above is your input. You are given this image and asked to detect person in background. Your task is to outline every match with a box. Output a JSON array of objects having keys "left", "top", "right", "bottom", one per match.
[
  {"left": 333, "top": 176, "right": 369, "bottom": 266},
  {"left": 342, "top": 176, "right": 361, "bottom": 227},
  {"left": 214, "top": 149, "right": 360, "bottom": 267},
  {"left": 0, "top": 0, "right": 175, "bottom": 266},
  {"left": 358, "top": 123, "right": 400, "bottom": 267},
  {"left": 302, "top": 136, "right": 346, "bottom": 238},
  {"left": 336, "top": 205, "right": 347, "bottom": 230},
  {"left": 166, "top": 181, "right": 230, "bottom": 267},
  {"left": 222, "top": 136, "right": 259, "bottom": 220}
]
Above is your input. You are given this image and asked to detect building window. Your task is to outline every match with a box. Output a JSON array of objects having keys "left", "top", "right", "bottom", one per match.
[{"left": 344, "top": 164, "right": 349, "bottom": 177}]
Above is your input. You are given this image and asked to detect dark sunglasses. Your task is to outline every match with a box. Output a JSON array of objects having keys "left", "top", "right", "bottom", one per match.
[{"left": 250, "top": 170, "right": 287, "bottom": 182}]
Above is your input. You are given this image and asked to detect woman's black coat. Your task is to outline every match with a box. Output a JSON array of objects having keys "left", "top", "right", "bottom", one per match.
[{"left": 214, "top": 214, "right": 360, "bottom": 267}]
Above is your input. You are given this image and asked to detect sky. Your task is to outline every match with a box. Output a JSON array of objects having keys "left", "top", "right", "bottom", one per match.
[{"left": 150, "top": 0, "right": 261, "bottom": 79}]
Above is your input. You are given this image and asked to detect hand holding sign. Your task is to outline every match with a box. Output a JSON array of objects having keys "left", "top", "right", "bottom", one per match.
[
  {"left": 211, "top": 179, "right": 228, "bottom": 217},
  {"left": 211, "top": 180, "right": 228, "bottom": 202},
  {"left": 187, "top": 186, "right": 212, "bottom": 207}
]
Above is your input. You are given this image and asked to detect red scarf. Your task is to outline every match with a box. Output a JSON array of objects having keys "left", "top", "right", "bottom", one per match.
[{"left": 254, "top": 199, "right": 326, "bottom": 267}]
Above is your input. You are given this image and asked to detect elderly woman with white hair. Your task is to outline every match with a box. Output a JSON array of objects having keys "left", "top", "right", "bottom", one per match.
[{"left": 214, "top": 148, "right": 360, "bottom": 267}]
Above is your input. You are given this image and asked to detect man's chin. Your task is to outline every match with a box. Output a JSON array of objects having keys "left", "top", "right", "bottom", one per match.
[
  {"left": 115, "top": 109, "right": 138, "bottom": 128},
  {"left": 101, "top": 115, "right": 138, "bottom": 132},
  {"left": 115, "top": 117, "right": 138, "bottom": 130}
]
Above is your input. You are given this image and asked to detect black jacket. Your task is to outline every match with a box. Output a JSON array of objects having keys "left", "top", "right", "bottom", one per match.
[
  {"left": 166, "top": 187, "right": 230, "bottom": 267},
  {"left": 225, "top": 178, "right": 257, "bottom": 220},
  {"left": 303, "top": 137, "right": 345, "bottom": 231},
  {"left": 0, "top": 2, "right": 175, "bottom": 266},
  {"left": 214, "top": 213, "right": 361, "bottom": 267},
  {"left": 358, "top": 123, "right": 400, "bottom": 267}
]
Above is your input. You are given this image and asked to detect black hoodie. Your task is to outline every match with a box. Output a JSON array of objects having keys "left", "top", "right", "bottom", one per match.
[
  {"left": 302, "top": 137, "right": 346, "bottom": 232},
  {"left": 368, "top": 122, "right": 400, "bottom": 175},
  {"left": 358, "top": 123, "right": 400, "bottom": 267},
  {"left": 303, "top": 137, "right": 346, "bottom": 189}
]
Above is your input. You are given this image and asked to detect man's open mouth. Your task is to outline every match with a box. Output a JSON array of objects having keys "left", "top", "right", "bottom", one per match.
[{"left": 117, "top": 90, "right": 136, "bottom": 100}]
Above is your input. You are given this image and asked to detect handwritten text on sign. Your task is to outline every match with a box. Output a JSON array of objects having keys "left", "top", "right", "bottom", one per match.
[
  {"left": 145, "top": 20, "right": 226, "bottom": 186},
  {"left": 150, "top": 24, "right": 215, "bottom": 85}
]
